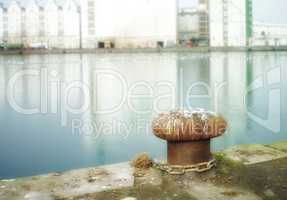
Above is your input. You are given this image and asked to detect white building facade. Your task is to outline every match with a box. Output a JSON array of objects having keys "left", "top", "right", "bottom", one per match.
[
  {"left": 178, "top": 8, "right": 199, "bottom": 42},
  {"left": 62, "top": 0, "right": 80, "bottom": 49},
  {"left": 23, "top": 0, "right": 40, "bottom": 47},
  {"left": 43, "top": 0, "right": 59, "bottom": 48},
  {"left": 80, "top": 0, "right": 177, "bottom": 48},
  {"left": 0, "top": 0, "right": 177, "bottom": 49},
  {"left": 0, "top": 0, "right": 81, "bottom": 49},
  {"left": 209, "top": 0, "right": 253, "bottom": 47},
  {"left": 7, "top": 0, "right": 22, "bottom": 44},
  {"left": 0, "top": 4, "right": 3, "bottom": 43}
]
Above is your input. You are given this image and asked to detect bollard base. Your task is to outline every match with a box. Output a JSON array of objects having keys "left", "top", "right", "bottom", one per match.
[{"left": 167, "top": 140, "right": 212, "bottom": 166}]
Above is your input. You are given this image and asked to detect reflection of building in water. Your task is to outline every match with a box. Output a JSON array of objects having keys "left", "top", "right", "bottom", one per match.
[
  {"left": 5, "top": 61, "right": 26, "bottom": 110},
  {"left": 177, "top": 52, "right": 249, "bottom": 150},
  {"left": 177, "top": 54, "right": 210, "bottom": 109},
  {"left": 246, "top": 52, "right": 283, "bottom": 136},
  {"left": 79, "top": 54, "right": 177, "bottom": 164},
  {"left": 0, "top": 60, "right": 6, "bottom": 107},
  {"left": 212, "top": 52, "right": 248, "bottom": 149},
  {"left": 22, "top": 64, "right": 41, "bottom": 110}
]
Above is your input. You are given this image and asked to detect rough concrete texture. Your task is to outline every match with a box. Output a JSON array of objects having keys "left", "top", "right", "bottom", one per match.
[
  {"left": 183, "top": 180, "right": 261, "bottom": 200},
  {"left": 1, "top": 141, "right": 287, "bottom": 200},
  {"left": 0, "top": 163, "right": 134, "bottom": 200},
  {"left": 223, "top": 144, "right": 287, "bottom": 165}
]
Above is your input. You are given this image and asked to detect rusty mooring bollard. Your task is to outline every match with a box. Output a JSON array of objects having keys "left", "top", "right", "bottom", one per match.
[{"left": 152, "top": 109, "right": 227, "bottom": 167}]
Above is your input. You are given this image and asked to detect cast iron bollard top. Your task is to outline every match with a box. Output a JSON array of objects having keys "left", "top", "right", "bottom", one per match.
[{"left": 152, "top": 109, "right": 227, "bottom": 141}]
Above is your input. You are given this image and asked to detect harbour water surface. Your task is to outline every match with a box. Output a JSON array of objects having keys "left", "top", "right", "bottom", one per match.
[{"left": 0, "top": 52, "right": 286, "bottom": 178}]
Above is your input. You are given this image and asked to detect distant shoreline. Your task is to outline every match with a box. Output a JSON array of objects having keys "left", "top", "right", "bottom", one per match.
[{"left": 0, "top": 46, "right": 287, "bottom": 55}]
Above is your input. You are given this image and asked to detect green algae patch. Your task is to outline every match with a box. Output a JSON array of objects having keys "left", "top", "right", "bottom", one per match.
[
  {"left": 222, "top": 144, "right": 287, "bottom": 165},
  {"left": 213, "top": 152, "right": 245, "bottom": 177},
  {"left": 268, "top": 140, "right": 287, "bottom": 153},
  {"left": 212, "top": 151, "right": 287, "bottom": 200}
]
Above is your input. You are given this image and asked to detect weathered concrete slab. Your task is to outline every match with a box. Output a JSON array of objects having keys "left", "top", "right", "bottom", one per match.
[
  {"left": 268, "top": 140, "right": 287, "bottom": 153},
  {"left": 0, "top": 163, "right": 134, "bottom": 200},
  {"left": 132, "top": 168, "right": 263, "bottom": 200},
  {"left": 133, "top": 168, "right": 162, "bottom": 187},
  {"left": 186, "top": 181, "right": 262, "bottom": 200},
  {"left": 222, "top": 144, "right": 287, "bottom": 165}
]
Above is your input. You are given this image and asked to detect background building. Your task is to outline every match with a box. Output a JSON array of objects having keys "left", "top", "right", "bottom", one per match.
[
  {"left": 178, "top": 0, "right": 209, "bottom": 47},
  {"left": 0, "top": 0, "right": 81, "bottom": 49},
  {"left": 198, "top": 0, "right": 209, "bottom": 42},
  {"left": 0, "top": 0, "right": 286, "bottom": 49},
  {"left": 6, "top": 0, "right": 22, "bottom": 44},
  {"left": 0, "top": 3, "right": 3, "bottom": 44},
  {"left": 21, "top": 0, "right": 40, "bottom": 47},
  {"left": 62, "top": 0, "right": 80, "bottom": 49},
  {"left": 42, "top": 0, "right": 59, "bottom": 48},
  {"left": 209, "top": 0, "right": 253, "bottom": 47},
  {"left": 252, "top": 22, "right": 287, "bottom": 46},
  {"left": 178, "top": 8, "right": 199, "bottom": 45},
  {"left": 0, "top": 0, "right": 177, "bottom": 49},
  {"left": 81, "top": 0, "right": 177, "bottom": 48}
]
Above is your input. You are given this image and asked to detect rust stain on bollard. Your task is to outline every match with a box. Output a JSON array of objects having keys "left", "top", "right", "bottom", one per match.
[
  {"left": 168, "top": 140, "right": 211, "bottom": 165},
  {"left": 152, "top": 109, "right": 227, "bottom": 168}
]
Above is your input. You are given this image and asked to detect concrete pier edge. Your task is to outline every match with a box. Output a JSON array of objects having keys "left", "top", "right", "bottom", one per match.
[{"left": 0, "top": 140, "right": 287, "bottom": 200}]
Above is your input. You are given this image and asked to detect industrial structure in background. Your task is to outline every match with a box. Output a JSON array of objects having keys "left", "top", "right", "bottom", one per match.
[
  {"left": 0, "top": 0, "right": 177, "bottom": 49},
  {"left": 209, "top": 0, "right": 287, "bottom": 47},
  {"left": 81, "top": 0, "right": 177, "bottom": 49},
  {"left": 209, "top": 0, "right": 253, "bottom": 47},
  {"left": 0, "top": 0, "right": 80, "bottom": 49},
  {"left": 0, "top": 0, "right": 287, "bottom": 49},
  {"left": 178, "top": 0, "right": 209, "bottom": 47}
]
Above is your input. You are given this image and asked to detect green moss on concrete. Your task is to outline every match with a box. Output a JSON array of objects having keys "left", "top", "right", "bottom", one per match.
[
  {"left": 268, "top": 140, "right": 287, "bottom": 153},
  {"left": 212, "top": 152, "right": 287, "bottom": 200},
  {"left": 213, "top": 152, "right": 245, "bottom": 176}
]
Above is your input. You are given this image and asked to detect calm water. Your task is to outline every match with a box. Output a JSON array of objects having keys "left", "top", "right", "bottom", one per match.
[{"left": 0, "top": 52, "right": 286, "bottom": 178}]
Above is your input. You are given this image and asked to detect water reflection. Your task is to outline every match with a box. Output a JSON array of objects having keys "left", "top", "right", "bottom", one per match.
[{"left": 0, "top": 52, "right": 286, "bottom": 178}]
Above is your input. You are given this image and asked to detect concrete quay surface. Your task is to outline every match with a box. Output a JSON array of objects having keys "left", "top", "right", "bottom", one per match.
[{"left": 1, "top": 140, "right": 287, "bottom": 200}]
